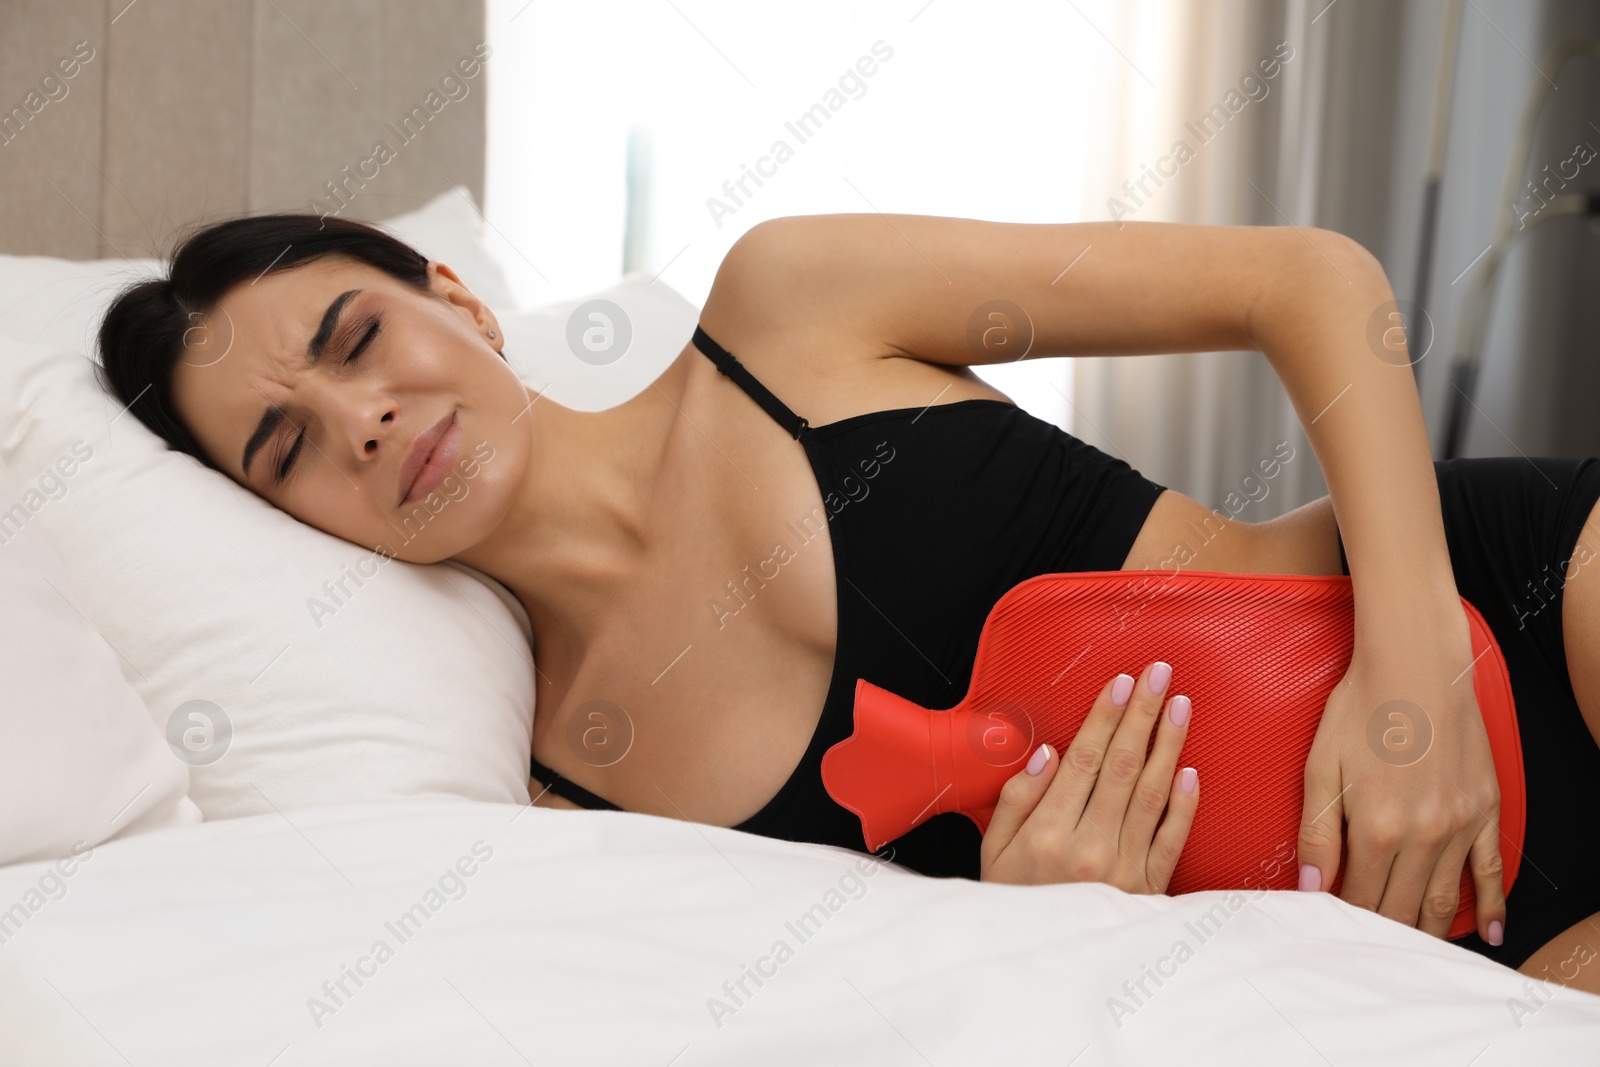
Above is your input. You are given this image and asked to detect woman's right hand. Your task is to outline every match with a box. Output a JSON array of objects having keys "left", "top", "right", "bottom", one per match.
[{"left": 979, "top": 660, "right": 1199, "bottom": 890}]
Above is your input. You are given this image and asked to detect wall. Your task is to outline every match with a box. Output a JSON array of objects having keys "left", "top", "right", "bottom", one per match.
[{"left": 0, "top": 0, "right": 487, "bottom": 260}]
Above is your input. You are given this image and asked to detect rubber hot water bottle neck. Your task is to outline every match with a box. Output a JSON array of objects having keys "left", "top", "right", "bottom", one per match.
[{"left": 820, "top": 570, "right": 1526, "bottom": 941}]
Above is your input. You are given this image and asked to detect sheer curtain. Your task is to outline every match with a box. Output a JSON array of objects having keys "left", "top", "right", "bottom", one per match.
[
  {"left": 482, "top": 0, "right": 1112, "bottom": 429},
  {"left": 483, "top": 0, "right": 1475, "bottom": 514},
  {"left": 1070, "top": 0, "right": 1409, "bottom": 516}
]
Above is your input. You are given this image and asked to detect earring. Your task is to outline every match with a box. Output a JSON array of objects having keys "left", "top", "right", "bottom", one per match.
[{"left": 488, "top": 329, "right": 497, "bottom": 340}]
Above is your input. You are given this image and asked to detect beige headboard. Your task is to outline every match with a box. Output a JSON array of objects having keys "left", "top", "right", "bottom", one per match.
[{"left": 0, "top": 0, "right": 487, "bottom": 260}]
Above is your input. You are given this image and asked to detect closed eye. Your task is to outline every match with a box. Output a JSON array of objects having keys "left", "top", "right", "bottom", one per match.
[
  {"left": 273, "top": 313, "right": 382, "bottom": 485},
  {"left": 343, "top": 314, "right": 381, "bottom": 365},
  {"left": 275, "top": 426, "right": 306, "bottom": 484}
]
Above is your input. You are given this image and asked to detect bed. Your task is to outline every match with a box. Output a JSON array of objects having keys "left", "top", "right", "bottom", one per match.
[
  {"left": 3, "top": 3, "right": 1600, "bottom": 1063},
  {"left": 6, "top": 796, "right": 1600, "bottom": 1066}
]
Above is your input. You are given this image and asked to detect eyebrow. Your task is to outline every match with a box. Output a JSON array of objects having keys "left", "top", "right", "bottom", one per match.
[{"left": 241, "top": 288, "right": 362, "bottom": 480}]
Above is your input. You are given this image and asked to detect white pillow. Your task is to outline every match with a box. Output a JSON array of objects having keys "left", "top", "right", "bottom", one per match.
[
  {"left": 492, "top": 272, "right": 701, "bottom": 410},
  {"left": 0, "top": 452, "right": 199, "bottom": 863},
  {"left": 0, "top": 200, "right": 701, "bottom": 822},
  {"left": 0, "top": 331, "right": 540, "bottom": 820}
]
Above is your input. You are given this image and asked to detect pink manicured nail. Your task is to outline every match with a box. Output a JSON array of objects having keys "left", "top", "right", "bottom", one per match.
[
  {"left": 1110, "top": 674, "right": 1135, "bottom": 707},
  {"left": 1025, "top": 743, "right": 1049, "bottom": 776},
  {"left": 1488, "top": 920, "right": 1504, "bottom": 946},
  {"left": 1148, "top": 661, "right": 1172, "bottom": 695},
  {"left": 1167, "top": 695, "right": 1191, "bottom": 727},
  {"left": 1179, "top": 767, "right": 1197, "bottom": 794},
  {"left": 1298, "top": 864, "right": 1321, "bottom": 892}
]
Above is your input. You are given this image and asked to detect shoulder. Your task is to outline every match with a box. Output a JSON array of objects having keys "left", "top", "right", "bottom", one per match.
[
  {"left": 698, "top": 212, "right": 970, "bottom": 366},
  {"left": 701, "top": 216, "right": 879, "bottom": 345},
  {"left": 694, "top": 216, "right": 1010, "bottom": 424},
  {"left": 696, "top": 216, "right": 892, "bottom": 379}
]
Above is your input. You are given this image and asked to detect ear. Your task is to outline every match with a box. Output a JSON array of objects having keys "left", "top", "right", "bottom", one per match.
[{"left": 425, "top": 260, "right": 503, "bottom": 354}]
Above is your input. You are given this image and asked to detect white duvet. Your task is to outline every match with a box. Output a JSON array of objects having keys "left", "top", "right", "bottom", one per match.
[{"left": 0, "top": 798, "right": 1595, "bottom": 1065}]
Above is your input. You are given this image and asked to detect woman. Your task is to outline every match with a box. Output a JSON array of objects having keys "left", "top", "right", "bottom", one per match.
[{"left": 96, "top": 211, "right": 1600, "bottom": 992}]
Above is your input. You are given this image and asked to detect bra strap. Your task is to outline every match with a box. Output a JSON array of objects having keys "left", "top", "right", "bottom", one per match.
[
  {"left": 692, "top": 324, "right": 810, "bottom": 440},
  {"left": 529, "top": 753, "right": 625, "bottom": 812}
]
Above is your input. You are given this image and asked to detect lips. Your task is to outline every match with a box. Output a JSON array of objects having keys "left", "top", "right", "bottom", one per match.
[{"left": 397, "top": 411, "right": 456, "bottom": 507}]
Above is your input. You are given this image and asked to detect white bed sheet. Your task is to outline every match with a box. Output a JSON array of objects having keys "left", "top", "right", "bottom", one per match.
[{"left": 0, "top": 797, "right": 1594, "bottom": 1066}]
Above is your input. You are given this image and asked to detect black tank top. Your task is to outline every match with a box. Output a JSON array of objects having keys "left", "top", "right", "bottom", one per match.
[{"left": 529, "top": 324, "right": 1171, "bottom": 878}]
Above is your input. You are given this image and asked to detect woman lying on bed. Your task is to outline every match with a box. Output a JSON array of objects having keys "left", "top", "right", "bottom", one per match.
[{"left": 95, "top": 212, "right": 1600, "bottom": 994}]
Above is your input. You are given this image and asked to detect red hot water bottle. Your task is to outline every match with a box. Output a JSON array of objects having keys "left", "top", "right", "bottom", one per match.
[{"left": 820, "top": 570, "right": 1525, "bottom": 941}]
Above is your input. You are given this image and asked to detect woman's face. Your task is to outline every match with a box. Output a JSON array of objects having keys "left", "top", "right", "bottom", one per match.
[{"left": 170, "top": 254, "right": 533, "bottom": 563}]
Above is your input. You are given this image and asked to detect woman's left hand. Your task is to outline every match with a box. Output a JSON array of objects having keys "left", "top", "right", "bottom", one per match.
[{"left": 1296, "top": 605, "right": 1507, "bottom": 945}]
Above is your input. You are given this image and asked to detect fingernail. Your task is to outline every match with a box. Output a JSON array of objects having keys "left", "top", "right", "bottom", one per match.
[
  {"left": 1488, "top": 920, "right": 1504, "bottom": 946},
  {"left": 1025, "top": 743, "right": 1049, "bottom": 776},
  {"left": 1148, "top": 661, "right": 1172, "bottom": 695},
  {"left": 1179, "top": 767, "right": 1197, "bottom": 794},
  {"left": 1110, "top": 674, "right": 1135, "bottom": 707},
  {"left": 1167, "top": 694, "right": 1191, "bottom": 727},
  {"left": 1298, "top": 864, "right": 1321, "bottom": 892}
]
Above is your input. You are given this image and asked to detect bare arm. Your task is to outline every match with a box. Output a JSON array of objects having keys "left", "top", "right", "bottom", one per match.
[
  {"left": 721, "top": 213, "right": 1502, "bottom": 942},
  {"left": 724, "top": 212, "right": 1460, "bottom": 629}
]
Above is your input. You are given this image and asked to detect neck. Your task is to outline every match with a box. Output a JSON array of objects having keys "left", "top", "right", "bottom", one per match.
[{"left": 454, "top": 355, "right": 691, "bottom": 669}]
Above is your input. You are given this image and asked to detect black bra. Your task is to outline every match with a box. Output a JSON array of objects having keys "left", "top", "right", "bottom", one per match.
[{"left": 529, "top": 322, "right": 1189, "bottom": 879}]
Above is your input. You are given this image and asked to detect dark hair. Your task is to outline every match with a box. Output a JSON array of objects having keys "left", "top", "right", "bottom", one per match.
[{"left": 95, "top": 212, "right": 499, "bottom": 475}]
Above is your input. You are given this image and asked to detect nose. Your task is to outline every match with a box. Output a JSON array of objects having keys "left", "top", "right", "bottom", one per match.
[{"left": 304, "top": 376, "right": 397, "bottom": 470}]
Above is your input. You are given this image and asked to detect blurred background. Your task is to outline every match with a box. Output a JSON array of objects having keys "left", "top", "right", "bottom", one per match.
[{"left": 2, "top": 0, "right": 1597, "bottom": 517}]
